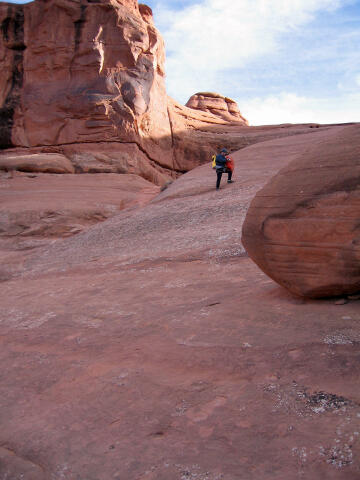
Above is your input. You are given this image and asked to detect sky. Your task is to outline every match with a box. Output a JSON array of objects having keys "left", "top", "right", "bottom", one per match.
[
  {"left": 144, "top": 0, "right": 360, "bottom": 125},
  {"left": 4, "top": 0, "right": 360, "bottom": 125}
]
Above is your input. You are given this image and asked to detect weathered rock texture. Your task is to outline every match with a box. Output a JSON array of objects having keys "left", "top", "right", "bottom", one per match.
[
  {"left": 0, "top": 0, "right": 176, "bottom": 184},
  {"left": 0, "top": 153, "right": 75, "bottom": 174},
  {"left": 186, "top": 92, "right": 248, "bottom": 125},
  {"left": 0, "top": 0, "right": 252, "bottom": 184},
  {"left": 242, "top": 125, "right": 360, "bottom": 298}
]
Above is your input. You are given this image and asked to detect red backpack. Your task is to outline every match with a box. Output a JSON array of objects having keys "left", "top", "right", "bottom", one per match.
[{"left": 226, "top": 156, "right": 234, "bottom": 172}]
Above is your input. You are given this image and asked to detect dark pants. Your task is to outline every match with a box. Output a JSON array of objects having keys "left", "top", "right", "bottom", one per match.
[{"left": 216, "top": 169, "right": 232, "bottom": 189}]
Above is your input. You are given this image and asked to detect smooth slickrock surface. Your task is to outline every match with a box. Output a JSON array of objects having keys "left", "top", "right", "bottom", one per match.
[
  {"left": 186, "top": 92, "right": 248, "bottom": 125},
  {"left": 242, "top": 124, "right": 360, "bottom": 298},
  {"left": 1, "top": 124, "right": 360, "bottom": 480},
  {"left": 0, "top": 171, "right": 159, "bottom": 238}
]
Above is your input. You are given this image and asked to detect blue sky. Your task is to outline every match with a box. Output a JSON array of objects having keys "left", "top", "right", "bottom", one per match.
[
  {"left": 145, "top": 0, "right": 360, "bottom": 125},
  {"left": 4, "top": 0, "right": 360, "bottom": 125}
]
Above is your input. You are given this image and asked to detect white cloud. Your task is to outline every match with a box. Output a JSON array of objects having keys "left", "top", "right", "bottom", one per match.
[
  {"left": 241, "top": 92, "right": 360, "bottom": 125},
  {"left": 154, "top": 0, "right": 345, "bottom": 100},
  {"left": 151, "top": 0, "right": 359, "bottom": 124}
]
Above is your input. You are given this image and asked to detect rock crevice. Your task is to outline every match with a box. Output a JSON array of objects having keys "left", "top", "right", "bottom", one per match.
[{"left": 0, "top": 4, "right": 25, "bottom": 149}]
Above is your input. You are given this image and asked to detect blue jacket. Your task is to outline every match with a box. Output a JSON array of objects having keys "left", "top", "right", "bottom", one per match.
[{"left": 215, "top": 154, "right": 227, "bottom": 170}]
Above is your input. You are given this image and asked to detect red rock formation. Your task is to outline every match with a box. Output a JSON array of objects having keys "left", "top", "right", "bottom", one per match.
[
  {"left": 242, "top": 124, "right": 360, "bottom": 298},
  {"left": 0, "top": 0, "right": 175, "bottom": 183},
  {"left": 167, "top": 96, "right": 243, "bottom": 171},
  {"left": 0, "top": 0, "right": 251, "bottom": 184},
  {"left": 186, "top": 92, "right": 248, "bottom": 125}
]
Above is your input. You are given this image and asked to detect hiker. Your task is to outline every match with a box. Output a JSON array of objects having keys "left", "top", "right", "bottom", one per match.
[{"left": 214, "top": 148, "right": 234, "bottom": 190}]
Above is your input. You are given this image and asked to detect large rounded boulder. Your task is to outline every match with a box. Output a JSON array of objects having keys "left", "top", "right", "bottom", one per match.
[{"left": 242, "top": 125, "right": 360, "bottom": 298}]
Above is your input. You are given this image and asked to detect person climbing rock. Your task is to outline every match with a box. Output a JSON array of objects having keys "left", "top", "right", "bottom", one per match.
[{"left": 215, "top": 148, "right": 234, "bottom": 190}]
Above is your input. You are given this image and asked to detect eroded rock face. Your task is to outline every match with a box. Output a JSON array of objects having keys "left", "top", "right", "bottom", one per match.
[
  {"left": 0, "top": 0, "right": 175, "bottom": 183},
  {"left": 186, "top": 92, "right": 248, "bottom": 125},
  {"left": 0, "top": 0, "right": 252, "bottom": 184},
  {"left": 242, "top": 125, "right": 360, "bottom": 298}
]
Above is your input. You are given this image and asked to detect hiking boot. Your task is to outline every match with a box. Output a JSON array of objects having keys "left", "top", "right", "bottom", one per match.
[{"left": 227, "top": 180, "right": 234, "bottom": 184}]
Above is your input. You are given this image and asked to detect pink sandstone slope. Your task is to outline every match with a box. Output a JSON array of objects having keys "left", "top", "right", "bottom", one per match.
[{"left": 0, "top": 123, "right": 359, "bottom": 480}]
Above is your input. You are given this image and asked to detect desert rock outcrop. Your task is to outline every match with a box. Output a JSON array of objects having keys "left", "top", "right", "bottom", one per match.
[
  {"left": 186, "top": 92, "right": 248, "bottom": 125},
  {"left": 0, "top": 0, "right": 175, "bottom": 183},
  {"left": 242, "top": 125, "right": 360, "bottom": 298},
  {"left": 0, "top": 0, "right": 251, "bottom": 184},
  {"left": 3, "top": 0, "right": 328, "bottom": 186}
]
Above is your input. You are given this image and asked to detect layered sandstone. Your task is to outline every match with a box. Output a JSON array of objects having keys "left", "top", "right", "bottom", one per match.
[
  {"left": 186, "top": 92, "right": 248, "bottom": 125},
  {"left": 242, "top": 124, "right": 360, "bottom": 298}
]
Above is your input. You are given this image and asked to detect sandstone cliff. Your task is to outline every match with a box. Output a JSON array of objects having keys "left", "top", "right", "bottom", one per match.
[
  {"left": 0, "top": 0, "right": 250, "bottom": 185},
  {"left": 0, "top": 0, "right": 175, "bottom": 184}
]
